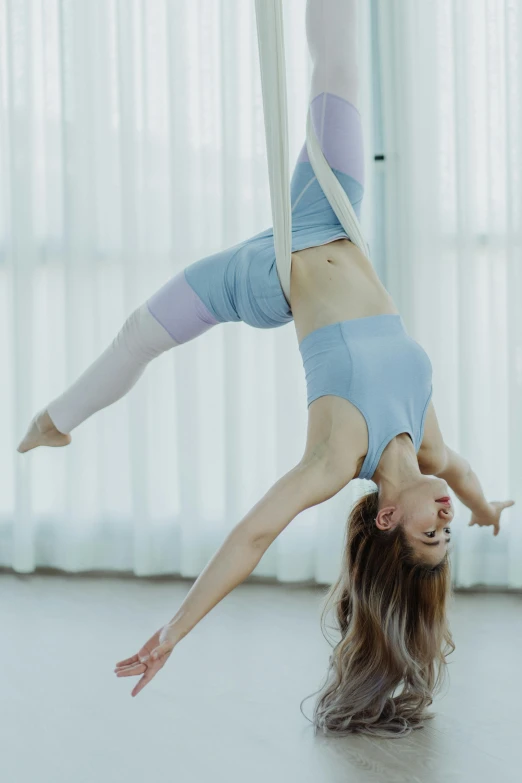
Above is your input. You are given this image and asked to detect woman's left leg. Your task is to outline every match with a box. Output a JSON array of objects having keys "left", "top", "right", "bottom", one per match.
[{"left": 17, "top": 268, "right": 221, "bottom": 452}]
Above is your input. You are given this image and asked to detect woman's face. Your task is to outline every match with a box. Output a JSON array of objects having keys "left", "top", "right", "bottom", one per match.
[{"left": 377, "top": 477, "right": 454, "bottom": 565}]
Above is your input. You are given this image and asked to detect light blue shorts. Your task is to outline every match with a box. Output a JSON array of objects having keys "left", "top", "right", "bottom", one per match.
[{"left": 147, "top": 93, "right": 365, "bottom": 341}]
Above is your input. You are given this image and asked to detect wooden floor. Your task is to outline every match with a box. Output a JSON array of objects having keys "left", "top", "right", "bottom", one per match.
[{"left": 1, "top": 572, "right": 520, "bottom": 783}]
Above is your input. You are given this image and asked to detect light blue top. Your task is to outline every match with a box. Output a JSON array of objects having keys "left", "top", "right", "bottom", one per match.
[{"left": 298, "top": 314, "right": 433, "bottom": 481}]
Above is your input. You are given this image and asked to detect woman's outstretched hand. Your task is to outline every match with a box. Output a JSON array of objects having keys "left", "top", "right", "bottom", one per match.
[
  {"left": 468, "top": 499, "right": 515, "bottom": 537},
  {"left": 114, "top": 623, "right": 181, "bottom": 697}
]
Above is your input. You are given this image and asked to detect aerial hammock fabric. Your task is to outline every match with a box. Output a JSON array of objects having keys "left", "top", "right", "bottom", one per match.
[{"left": 254, "top": 0, "right": 371, "bottom": 304}]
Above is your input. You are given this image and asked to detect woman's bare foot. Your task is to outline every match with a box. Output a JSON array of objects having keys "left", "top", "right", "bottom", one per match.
[{"left": 17, "top": 409, "right": 72, "bottom": 453}]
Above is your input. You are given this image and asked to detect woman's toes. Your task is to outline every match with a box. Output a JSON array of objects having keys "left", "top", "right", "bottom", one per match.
[
  {"left": 17, "top": 411, "right": 71, "bottom": 453},
  {"left": 17, "top": 418, "right": 41, "bottom": 453}
]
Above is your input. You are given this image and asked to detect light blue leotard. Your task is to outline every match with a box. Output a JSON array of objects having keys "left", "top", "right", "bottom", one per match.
[{"left": 147, "top": 88, "right": 433, "bottom": 483}]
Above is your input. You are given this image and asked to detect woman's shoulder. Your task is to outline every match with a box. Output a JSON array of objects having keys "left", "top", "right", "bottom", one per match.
[
  {"left": 302, "top": 394, "right": 368, "bottom": 484},
  {"left": 417, "top": 399, "right": 447, "bottom": 474}
]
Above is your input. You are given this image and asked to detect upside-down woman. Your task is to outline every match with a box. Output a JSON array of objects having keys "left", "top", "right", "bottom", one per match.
[{"left": 17, "top": 0, "right": 513, "bottom": 736}]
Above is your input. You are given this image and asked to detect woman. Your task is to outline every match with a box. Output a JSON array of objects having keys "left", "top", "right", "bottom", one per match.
[{"left": 17, "top": 0, "right": 513, "bottom": 733}]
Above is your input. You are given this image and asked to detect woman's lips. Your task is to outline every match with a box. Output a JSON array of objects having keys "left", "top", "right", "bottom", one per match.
[{"left": 436, "top": 496, "right": 451, "bottom": 503}]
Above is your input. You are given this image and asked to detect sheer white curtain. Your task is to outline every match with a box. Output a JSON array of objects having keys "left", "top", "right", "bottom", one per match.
[
  {"left": 0, "top": 0, "right": 376, "bottom": 582},
  {"left": 376, "top": 0, "right": 522, "bottom": 588}
]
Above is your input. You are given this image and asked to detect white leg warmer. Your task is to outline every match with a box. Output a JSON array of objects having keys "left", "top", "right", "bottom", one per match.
[{"left": 46, "top": 303, "right": 178, "bottom": 434}]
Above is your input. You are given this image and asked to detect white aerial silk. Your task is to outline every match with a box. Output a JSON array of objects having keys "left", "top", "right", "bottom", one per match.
[{"left": 254, "top": 0, "right": 370, "bottom": 305}]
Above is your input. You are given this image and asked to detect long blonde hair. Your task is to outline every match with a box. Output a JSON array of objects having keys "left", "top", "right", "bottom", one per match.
[{"left": 302, "top": 489, "right": 455, "bottom": 738}]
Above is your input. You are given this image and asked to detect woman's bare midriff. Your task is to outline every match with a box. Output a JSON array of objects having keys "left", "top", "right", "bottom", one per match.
[{"left": 289, "top": 238, "right": 399, "bottom": 345}]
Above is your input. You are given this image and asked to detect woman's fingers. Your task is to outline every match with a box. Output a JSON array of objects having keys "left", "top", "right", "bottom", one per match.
[
  {"left": 115, "top": 662, "right": 147, "bottom": 677},
  {"left": 131, "top": 671, "right": 154, "bottom": 698},
  {"left": 115, "top": 654, "right": 139, "bottom": 668},
  {"left": 113, "top": 627, "right": 171, "bottom": 695},
  {"left": 494, "top": 499, "right": 515, "bottom": 510}
]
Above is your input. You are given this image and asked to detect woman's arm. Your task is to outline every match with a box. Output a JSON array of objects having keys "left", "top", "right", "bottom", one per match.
[
  {"left": 114, "top": 452, "right": 353, "bottom": 695},
  {"left": 163, "top": 456, "right": 349, "bottom": 646},
  {"left": 437, "top": 446, "right": 486, "bottom": 515},
  {"left": 437, "top": 445, "right": 515, "bottom": 535}
]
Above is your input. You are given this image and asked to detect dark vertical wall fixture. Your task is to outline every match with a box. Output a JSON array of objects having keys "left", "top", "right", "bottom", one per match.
[{"left": 369, "top": 0, "right": 387, "bottom": 285}]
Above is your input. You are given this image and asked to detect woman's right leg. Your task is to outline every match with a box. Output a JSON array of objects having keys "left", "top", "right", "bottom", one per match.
[
  {"left": 306, "top": 0, "right": 361, "bottom": 110},
  {"left": 296, "top": 0, "right": 365, "bottom": 198},
  {"left": 17, "top": 268, "right": 221, "bottom": 452}
]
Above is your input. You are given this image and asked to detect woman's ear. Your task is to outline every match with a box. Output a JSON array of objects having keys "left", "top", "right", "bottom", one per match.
[{"left": 375, "top": 506, "right": 398, "bottom": 531}]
